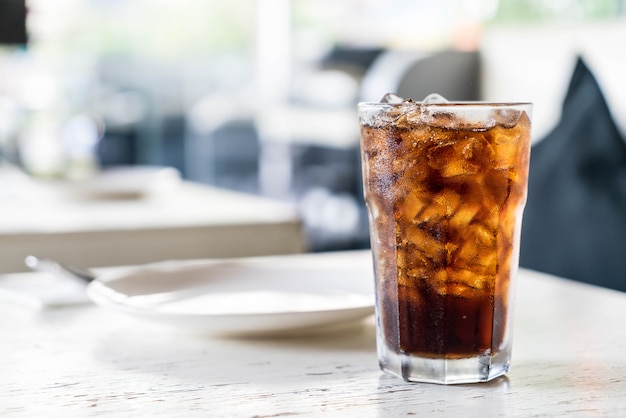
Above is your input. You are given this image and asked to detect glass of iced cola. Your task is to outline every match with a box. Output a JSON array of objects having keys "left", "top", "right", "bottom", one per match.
[{"left": 359, "top": 94, "right": 532, "bottom": 384}]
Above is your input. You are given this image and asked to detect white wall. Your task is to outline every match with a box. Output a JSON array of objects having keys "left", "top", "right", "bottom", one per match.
[{"left": 480, "top": 18, "right": 626, "bottom": 142}]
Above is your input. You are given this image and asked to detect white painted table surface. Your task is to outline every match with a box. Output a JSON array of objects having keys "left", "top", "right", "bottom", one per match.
[
  {"left": 0, "top": 179, "right": 304, "bottom": 273},
  {"left": 1, "top": 250, "right": 625, "bottom": 417}
]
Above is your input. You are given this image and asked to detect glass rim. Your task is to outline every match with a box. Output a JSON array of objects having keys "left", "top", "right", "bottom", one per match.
[{"left": 358, "top": 101, "right": 532, "bottom": 109}]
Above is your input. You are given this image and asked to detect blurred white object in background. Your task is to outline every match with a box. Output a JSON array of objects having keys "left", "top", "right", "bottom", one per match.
[
  {"left": 70, "top": 166, "right": 182, "bottom": 199},
  {"left": 62, "top": 113, "right": 104, "bottom": 180},
  {"left": 480, "top": 18, "right": 626, "bottom": 142}
]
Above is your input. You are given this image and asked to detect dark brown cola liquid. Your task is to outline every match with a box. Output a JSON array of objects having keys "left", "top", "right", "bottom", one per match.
[
  {"left": 396, "top": 282, "right": 496, "bottom": 357},
  {"left": 361, "top": 104, "right": 530, "bottom": 358}
]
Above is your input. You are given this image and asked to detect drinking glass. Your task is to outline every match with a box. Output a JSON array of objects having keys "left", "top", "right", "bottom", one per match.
[{"left": 359, "top": 98, "right": 532, "bottom": 384}]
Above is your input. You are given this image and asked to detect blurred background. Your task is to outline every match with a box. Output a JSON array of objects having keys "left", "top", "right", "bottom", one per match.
[{"left": 1, "top": 0, "right": 625, "bottom": 252}]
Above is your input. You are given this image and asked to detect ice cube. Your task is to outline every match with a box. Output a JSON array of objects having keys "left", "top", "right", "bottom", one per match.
[
  {"left": 421, "top": 106, "right": 496, "bottom": 131},
  {"left": 449, "top": 203, "right": 481, "bottom": 230},
  {"left": 493, "top": 108, "right": 522, "bottom": 128},
  {"left": 405, "top": 108, "right": 423, "bottom": 124},
  {"left": 454, "top": 230, "right": 497, "bottom": 276},
  {"left": 422, "top": 93, "right": 449, "bottom": 104},
  {"left": 380, "top": 93, "right": 405, "bottom": 104},
  {"left": 407, "top": 224, "right": 446, "bottom": 257},
  {"left": 362, "top": 96, "right": 418, "bottom": 127},
  {"left": 433, "top": 189, "right": 462, "bottom": 215}
]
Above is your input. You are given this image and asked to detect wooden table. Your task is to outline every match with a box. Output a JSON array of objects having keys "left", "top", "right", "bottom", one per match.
[
  {"left": 0, "top": 178, "right": 305, "bottom": 273},
  {"left": 1, "top": 250, "right": 625, "bottom": 417}
]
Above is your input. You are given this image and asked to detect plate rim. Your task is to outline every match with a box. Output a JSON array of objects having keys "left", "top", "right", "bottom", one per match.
[{"left": 86, "top": 253, "right": 375, "bottom": 335}]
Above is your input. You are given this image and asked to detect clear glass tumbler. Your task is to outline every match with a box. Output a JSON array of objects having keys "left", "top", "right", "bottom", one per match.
[{"left": 359, "top": 99, "right": 532, "bottom": 384}]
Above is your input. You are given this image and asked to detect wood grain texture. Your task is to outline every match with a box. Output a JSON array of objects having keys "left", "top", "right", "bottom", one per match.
[{"left": 1, "top": 251, "right": 625, "bottom": 417}]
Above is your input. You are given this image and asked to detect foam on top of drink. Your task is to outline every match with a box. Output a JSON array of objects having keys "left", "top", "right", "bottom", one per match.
[{"left": 359, "top": 93, "right": 528, "bottom": 132}]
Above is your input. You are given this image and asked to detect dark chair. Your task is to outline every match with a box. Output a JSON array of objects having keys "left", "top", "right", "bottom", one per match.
[{"left": 360, "top": 49, "right": 481, "bottom": 103}]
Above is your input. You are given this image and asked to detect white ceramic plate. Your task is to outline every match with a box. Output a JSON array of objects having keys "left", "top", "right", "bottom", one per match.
[{"left": 87, "top": 252, "right": 375, "bottom": 337}]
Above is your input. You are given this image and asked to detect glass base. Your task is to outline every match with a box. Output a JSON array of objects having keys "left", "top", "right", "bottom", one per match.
[{"left": 378, "top": 344, "right": 511, "bottom": 385}]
